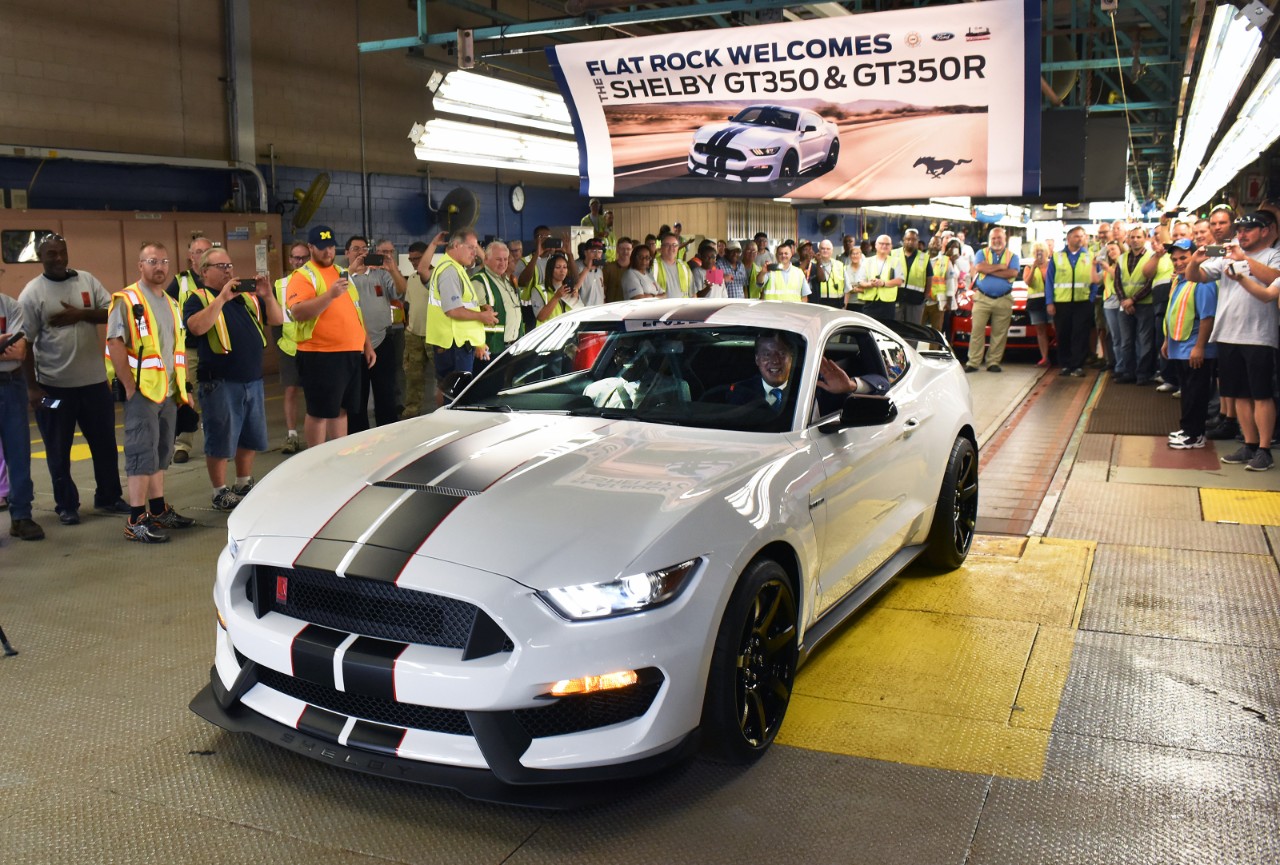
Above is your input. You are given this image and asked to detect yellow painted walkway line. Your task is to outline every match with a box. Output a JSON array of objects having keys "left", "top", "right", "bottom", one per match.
[
  {"left": 1201, "top": 488, "right": 1280, "bottom": 527},
  {"left": 778, "top": 535, "right": 1094, "bottom": 781}
]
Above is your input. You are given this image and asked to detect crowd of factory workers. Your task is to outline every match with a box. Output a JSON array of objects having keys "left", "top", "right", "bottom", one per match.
[{"left": 3, "top": 198, "right": 1279, "bottom": 542}]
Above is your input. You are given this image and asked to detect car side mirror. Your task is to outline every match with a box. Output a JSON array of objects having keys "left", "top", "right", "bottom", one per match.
[
  {"left": 441, "top": 370, "right": 473, "bottom": 402},
  {"left": 803, "top": 124, "right": 817, "bottom": 133},
  {"left": 820, "top": 394, "right": 897, "bottom": 433}
]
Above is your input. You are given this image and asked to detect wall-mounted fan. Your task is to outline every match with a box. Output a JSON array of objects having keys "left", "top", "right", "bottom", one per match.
[
  {"left": 434, "top": 186, "right": 479, "bottom": 234},
  {"left": 290, "top": 173, "right": 330, "bottom": 231},
  {"left": 819, "top": 214, "right": 840, "bottom": 236}
]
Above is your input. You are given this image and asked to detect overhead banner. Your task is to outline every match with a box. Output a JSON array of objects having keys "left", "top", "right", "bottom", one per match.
[{"left": 547, "top": 0, "right": 1040, "bottom": 202}]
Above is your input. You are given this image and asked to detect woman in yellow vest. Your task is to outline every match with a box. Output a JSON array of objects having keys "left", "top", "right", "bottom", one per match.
[
  {"left": 532, "top": 253, "right": 581, "bottom": 324},
  {"left": 1021, "top": 241, "right": 1051, "bottom": 367}
]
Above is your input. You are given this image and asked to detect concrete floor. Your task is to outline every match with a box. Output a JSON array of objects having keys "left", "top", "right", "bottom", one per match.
[{"left": 2, "top": 363, "right": 1278, "bottom": 864}]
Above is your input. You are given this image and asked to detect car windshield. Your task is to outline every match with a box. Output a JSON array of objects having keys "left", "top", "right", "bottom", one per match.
[
  {"left": 453, "top": 320, "right": 808, "bottom": 432},
  {"left": 730, "top": 107, "right": 798, "bottom": 131}
]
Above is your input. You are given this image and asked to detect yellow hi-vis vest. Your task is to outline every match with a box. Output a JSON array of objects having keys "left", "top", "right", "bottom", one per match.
[
  {"left": 188, "top": 288, "right": 265, "bottom": 355},
  {"left": 1051, "top": 250, "right": 1093, "bottom": 303},
  {"left": 426, "top": 255, "right": 485, "bottom": 348},
  {"left": 929, "top": 254, "right": 949, "bottom": 299},
  {"left": 891, "top": 249, "right": 928, "bottom": 296},
  {"left": 274, "top": 275, "right": 300, "bottom": 356},
  {"left": 1119, "top": 250, "right": 1155, "bottom": 304},
  {"left": 106, "top": 284, "right": 189, "bottom": 405},
  {"left": 1165, "top": 276, "right": 1209, "bottom": 342},
  {"left": 759, "top": 265, "right": 807, "bottom": 302},
  {"left": 1026, "top": 263, "right": 1046, "bottom": 299},
  {"left": 290, "top": 261, "right": 363, "bottom": 343},
  {"left": 519, "top": 254, "right": 542, "bottom": 302},
  {"left": 814, "top": 259, "right": 845, "bottom": 300},
  {"left": 654, "top": 258, "right": 692, "bottom": 297},
  {"left": 176, "top": 270, "right": 201, "bottom": 309},
  {"left": 861, "top": 256, "right": 898, "bottom": 303}
]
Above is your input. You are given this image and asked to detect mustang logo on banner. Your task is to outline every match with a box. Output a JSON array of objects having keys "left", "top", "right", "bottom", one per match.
[{"left": 546, "top": 0, "right": 1040, "bottom": 202}]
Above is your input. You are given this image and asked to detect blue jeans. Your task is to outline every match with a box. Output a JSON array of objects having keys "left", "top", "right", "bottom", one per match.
[
  {"left": 0, "top": 377, "right": 35, "bottom": 520},
  {"left": 1113, "top": 304, "right": 1156, "bottom": 381},
  {"left": 1103, "top": 307, "right": 1126, "bottom": 375}
]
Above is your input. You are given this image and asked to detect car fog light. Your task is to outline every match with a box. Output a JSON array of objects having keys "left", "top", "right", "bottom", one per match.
[{"left": 550, "top": 670, "right": 639, "bottom": 696}]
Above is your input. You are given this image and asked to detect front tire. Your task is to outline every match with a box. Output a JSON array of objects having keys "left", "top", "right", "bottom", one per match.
[
  {"left": 922, "top": 436, "right": 979, "bottom": 569},
  {"left": 823, "top": 139, "right": 840, "bottom": 171},
  {"left": 779, "top": 151, "right": 799, "bottom": 179},
  {"left": 701, "top": 559, "right": 799, "bottom": 763}
]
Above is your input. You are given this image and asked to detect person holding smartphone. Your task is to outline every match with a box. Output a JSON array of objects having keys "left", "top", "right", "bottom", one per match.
[{"left": 344, "top": 235, "right": 401, "bottom": 432}]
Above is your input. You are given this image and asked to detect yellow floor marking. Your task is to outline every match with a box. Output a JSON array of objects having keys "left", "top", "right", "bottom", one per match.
[
  {"left": 778, "top": 537, "right": 1094, "bottom": 781},
  {"left": 31, "top": 444, "right": 124, "bottom": 461},
  {"left": 1201, "top": 488, "right": 1280, "bottom": 527}
]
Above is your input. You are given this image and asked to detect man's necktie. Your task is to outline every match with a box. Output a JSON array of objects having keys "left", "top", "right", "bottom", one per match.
[{"left": 770, "top": 387, "right": 784, "bottom": 410}]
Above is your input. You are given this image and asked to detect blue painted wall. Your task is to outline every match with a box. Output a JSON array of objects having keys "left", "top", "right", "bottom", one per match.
[{"left": 0, "top": 157, "right": 585, "bottom": 249}]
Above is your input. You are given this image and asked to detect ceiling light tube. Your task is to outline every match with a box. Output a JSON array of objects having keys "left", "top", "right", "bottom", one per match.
[
  {"left": 412, "top": 118, "right": 578, "bottom": 176},
  {"left": 435, "top": 70, "right": 572, "bottom": 132}
]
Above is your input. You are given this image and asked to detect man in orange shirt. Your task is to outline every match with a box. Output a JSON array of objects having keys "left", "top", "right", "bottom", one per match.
[{"left": 285, "top": 225, "right": 376, "bottom": 447}]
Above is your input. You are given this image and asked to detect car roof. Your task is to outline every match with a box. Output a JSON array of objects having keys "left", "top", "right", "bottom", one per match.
[{"left": 552, "top": 298, "right": 877, "bottom": 346}]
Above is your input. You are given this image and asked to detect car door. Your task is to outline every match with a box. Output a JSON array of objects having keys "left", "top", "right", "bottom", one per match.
[
  {"left": 797, "top": 111, "right": 825, "bottom": 170},
  {"left": 806, "top": 327, "right": 927, "bottom": 614}
]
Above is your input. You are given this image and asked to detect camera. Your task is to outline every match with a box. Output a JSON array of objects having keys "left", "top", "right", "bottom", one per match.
[
  {"left": 363, "top": 252, "right": 385, "bottom": 267},
  {"left": 543, "top": 237, "right": 562, "bottom": 250}
]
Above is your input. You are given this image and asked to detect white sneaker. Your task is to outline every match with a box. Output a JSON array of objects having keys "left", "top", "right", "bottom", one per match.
[
  {"left": 1156, "top": 382, "right": 1177, "bottom": 393},
  {"left": 1168, "top": 429, "right": 1187, "bottom": 441},
  {"left": 1169, "top": 435, "right": 1206, "bottom": 450}
]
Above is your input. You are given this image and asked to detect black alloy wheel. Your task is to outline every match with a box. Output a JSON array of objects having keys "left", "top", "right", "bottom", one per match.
[
  {"left": 701, "top": 559, "right": 799, "bottom": 763},
  {"left": 779, "top": 152, "right": 799, "bottom": 179},
  {"left": 922, "top": 436, "right": 979, "bottom": 570},
  {"left": 824, "top": 139, "right": 840, "bottom": 171}
]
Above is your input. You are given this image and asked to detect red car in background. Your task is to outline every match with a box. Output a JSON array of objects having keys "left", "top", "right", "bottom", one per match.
[{"left": 949, "top": 281, "right": 1056, "bottom": 359}]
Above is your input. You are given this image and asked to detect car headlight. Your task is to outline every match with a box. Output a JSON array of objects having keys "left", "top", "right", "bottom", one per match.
[
  {"left": 538, "top": 558, "right": 702, "bottom": 620},
  {"left": 227, "top": 530, "right": 240, "bottom": 560},
  {"left": 750, "top": 146, "right": 780, "bottom": 156}
]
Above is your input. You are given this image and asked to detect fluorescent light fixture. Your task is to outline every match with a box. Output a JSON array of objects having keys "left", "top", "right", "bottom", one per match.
[
  {"left": 1179, "top": 58, "right": 1280, "bottom": 211},
  {"left": 1166, "top": 5, "right": 1263, "bottom": 207},
  {"left": 411, "top": 118, "right": 578, "bottom": 176},
  {"left": 433, "top": 69, "right": 573, "bottom": 135}
]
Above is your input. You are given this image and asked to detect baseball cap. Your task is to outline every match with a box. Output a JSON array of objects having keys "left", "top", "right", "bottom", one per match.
[
  {"left": 1235, "top": 211, "right": 1276, "bottom": 229},
  {"left": 726, "top": 240, "right": 742, "bottom": 251},
  {"left": 1170, "top": 238, "right": 1195, "bottom": 251},
  {"left": 585, "top": 238, "right": 604, "bottom": 249},
  {"left": 308, "top": 225, "right": 338, "bottom": 248}
]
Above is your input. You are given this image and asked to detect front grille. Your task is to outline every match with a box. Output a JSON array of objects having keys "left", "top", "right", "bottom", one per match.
[
  {"left": 258, "top": 666, "right": 473, "bottom": 736},
  {"left": 513, "top": 669, "right": 664, "bottom": 738},
  {"left": 694, "top": 143, "right": 746, "bottom": 161},
  {"left": 251, "top": 566, "right": 514, "bottom": 655}
]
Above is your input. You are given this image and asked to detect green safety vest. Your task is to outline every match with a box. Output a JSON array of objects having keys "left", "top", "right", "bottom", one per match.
[
  {"left": 654, "top": 259, "right": 692, "bottom": 297},
  {"left": 860, "top": 256, "right": 898, "bottom": 303},
  {"left": 290, "top": 261, "right": 363, "bottom": 343},
  {"left": 1025, "top": 263, "right": 1046, "bottom": 299},
  {"left": 188, "top": 287, "right": 265, "bottom": 355},
  {"left": 472, "top": 268, "right": 521, "bottom": 352},
  {"left": 274, "top": 275, "right": 300, "bottom": 356},
  {"left": 427, "top": 256, "right": 485, "bottom": 348},
  {"left": 1119, "top": 251, "right": 1154, "bottom": 304},
  {"left": 891, "top": 249, "right": 928, "bottom": 296},
  {"left": 759, "top": 265, "right": 806, "bottom": 302},
  {"left": 813, "top": 259, "right": 845, "bottom": 299},
  {"left": 929, "top": 255, "right": 949, "bottom": 299},
  {"left": 1051, "top": 250, "right": 1093, "bottom": 303}
]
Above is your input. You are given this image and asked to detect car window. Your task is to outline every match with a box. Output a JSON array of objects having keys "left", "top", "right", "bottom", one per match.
[
  {"left": 873, "top": 331, "right": 909, "bottom": 385},
  {"left": 454, "top": 321, "right": 808, "bottom": 433},
  {"left": 809, "top": 327, "right": 887, "bottom": 425}
]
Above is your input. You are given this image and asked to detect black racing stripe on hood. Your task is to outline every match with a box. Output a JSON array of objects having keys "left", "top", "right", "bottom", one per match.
[{"left": 386, "top": 426, "right": 543, "bottom": 491}]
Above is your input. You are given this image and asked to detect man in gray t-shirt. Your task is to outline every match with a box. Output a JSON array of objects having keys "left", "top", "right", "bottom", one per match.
[
  {"left": 1185, "top": 211, "right": 1280, "bottom": 470},
  {"left": 345, "top": 236, "right": 402, "bottom": 430},
  {"left": 18, "top": 235, "right": 125, "bottom": 521}
]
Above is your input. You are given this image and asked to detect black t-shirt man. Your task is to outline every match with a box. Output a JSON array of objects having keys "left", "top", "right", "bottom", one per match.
[{"left": 182, "top": 294, "right": 265, "bottom": 383}]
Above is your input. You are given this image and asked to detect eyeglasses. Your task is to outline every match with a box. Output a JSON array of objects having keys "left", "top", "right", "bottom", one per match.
[
  {"left": 140, "top": 258, "right": 170, "bottom": 266},
  {"left": 206, "top": 262, "right": 235, "bottom": 271}
]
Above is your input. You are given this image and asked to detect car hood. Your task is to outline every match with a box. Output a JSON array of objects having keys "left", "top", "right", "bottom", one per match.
[
  {"left": 695, "top": 122, "right": 787, "bottom": 146},
  {"left": 230, "top": 410, "right": 798, "bottom": 589}
]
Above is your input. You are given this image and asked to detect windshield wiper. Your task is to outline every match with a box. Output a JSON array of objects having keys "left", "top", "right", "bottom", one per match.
[{"left": 452, "top": 404, "right": 513, "bottom": 412}]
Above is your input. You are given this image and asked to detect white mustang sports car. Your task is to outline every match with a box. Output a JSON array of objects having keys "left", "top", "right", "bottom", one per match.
[
  {"left": 192, "top": 300, "right": 977, "bottom": 805},
  {"left": 687, "top": 104, "right": 841, "bottom": 182}
]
